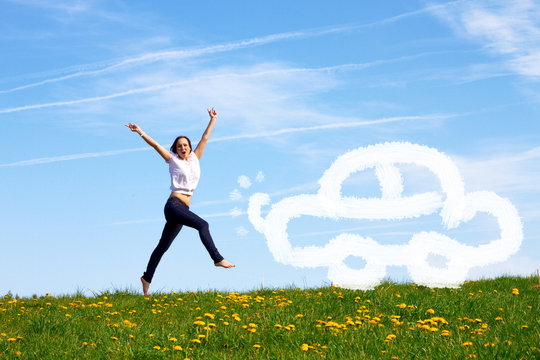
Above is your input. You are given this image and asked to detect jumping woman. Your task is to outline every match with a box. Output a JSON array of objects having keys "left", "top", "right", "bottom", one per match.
[{"left": 126, "top": 108, "right": 235, "bottom": 296}]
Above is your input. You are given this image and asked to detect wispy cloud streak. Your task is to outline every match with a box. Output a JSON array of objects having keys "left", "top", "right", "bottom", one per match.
[
  {"left": 0, "top": 147, "right": 148, "bottom": 167},
  {"left": 0, "top": 114, "right": 452, "bottom": 167},
  {"left": 0, "top": 52, "right": 456, "bottom": 115},
  {"left": 0, "top": 25, "right": 356, "bottom": 94},
  {"left": 1, "top": 3, "right": 453, "bottom": 94},
  {"left": 210, "top": 114, "right": 455, "bottom": 142},
  {"left": 431, "top": 0, "right": 540, "bottom": 78}
]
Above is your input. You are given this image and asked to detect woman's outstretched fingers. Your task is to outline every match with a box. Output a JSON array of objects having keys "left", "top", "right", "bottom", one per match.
[
  {"left": 215, "top": 259, "right": 236, "bottom": 268},
  {"left": 125, "top": 123, "right": 140, "bottom": 132},
  {"left": 140, "top": 276, "right": 150, "bottom": 296}
]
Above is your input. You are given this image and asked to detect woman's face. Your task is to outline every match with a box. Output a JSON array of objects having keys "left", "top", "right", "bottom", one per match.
[{"left": 176, "top": 138, "right": 191, "bottom": 160}]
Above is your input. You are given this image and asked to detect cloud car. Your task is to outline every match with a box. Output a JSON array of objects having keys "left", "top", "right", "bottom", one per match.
[{"left": 248, "top": 142, "right": 523, "bottom": 289}]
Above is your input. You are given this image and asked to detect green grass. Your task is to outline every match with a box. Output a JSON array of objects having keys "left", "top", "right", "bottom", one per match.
[{"left": 1, "top": 276, "right": 539, "bottom": 359}]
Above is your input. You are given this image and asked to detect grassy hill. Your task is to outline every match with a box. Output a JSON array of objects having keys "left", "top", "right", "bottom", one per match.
[{"left": 1, "top": 276, "right": 539, "bottom": 359}]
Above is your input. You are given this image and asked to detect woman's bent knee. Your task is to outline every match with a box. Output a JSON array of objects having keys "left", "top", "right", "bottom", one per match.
[{"left": 198, "top": 219, "right": 209, "bottom": 230}]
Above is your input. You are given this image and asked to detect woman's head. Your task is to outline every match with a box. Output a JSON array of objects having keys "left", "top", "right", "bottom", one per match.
[{"left": 171, "top": 136, "right": 192, "bottom": 159}]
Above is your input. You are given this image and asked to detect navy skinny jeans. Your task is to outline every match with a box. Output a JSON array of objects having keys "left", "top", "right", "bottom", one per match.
[{"left": 142, "top": 197, "right": 224, "bottom": 283}]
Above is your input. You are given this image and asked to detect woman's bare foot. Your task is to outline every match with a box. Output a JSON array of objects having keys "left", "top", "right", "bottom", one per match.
[
  {"left": 215, "top": 259, "right": 236, "bottom": 268},
  {"left": 140, "top": 276, "right": 150, "bottom": 296}
]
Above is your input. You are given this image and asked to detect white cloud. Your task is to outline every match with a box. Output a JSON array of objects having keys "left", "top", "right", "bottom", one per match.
[
  {"left": 248, "top": 142, "right": 523, "bottom": 289},
  {"left": 432, "top": 0, "right": 540, "bottom": 78},
  {"left": 0, "top": 147, "right": 148, "bottom": 167},
  {"left": 229, "top": 207, "right": 243, "bottom": 217},
  {"left": 237, "top": 175, "right": 252, "bottom": 189},
  {"left": 235, "top": 226, "right": 249, "bottom": 237},
  {"left": 255, "top": 171, "right": 264, "bottom": 183},
  {"left": 229, "top": 189, "right": 242, "bottom": 201}
]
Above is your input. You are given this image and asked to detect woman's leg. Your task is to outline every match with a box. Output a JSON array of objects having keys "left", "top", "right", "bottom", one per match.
[
  {"left": 166, "top": 198, "right": 225, "bottom": 264},
  {"left": 142, "top": 221, "right": 183, "bottom": 284}
]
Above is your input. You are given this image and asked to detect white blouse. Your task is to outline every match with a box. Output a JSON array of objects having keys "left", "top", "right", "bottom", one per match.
[{"left": 168, "top": 151, "right": 200, "bottom": 195}]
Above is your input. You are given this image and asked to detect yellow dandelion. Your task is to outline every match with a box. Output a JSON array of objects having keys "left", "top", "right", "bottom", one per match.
[
  {"left": 65, "top": 314, "right": 71, "bottom": 317},
  {"left": 129, "top": 335, "right": 134, "bottom": 339},
  {"left": 296, "top": 314, "right": 304, "bottom": 318},
  {"left": 82, "top": 342, "right": 88, "bottom": 346},
  {"left": 462, "top": 341, "right": 473, "bottom": 347},
  {"left": 301, "top": 343, "right": 309, "bottom": 351},
  {"left": 275, "top": 324, "right": 282, "bottom": 328},
  {"left": 191, "top": 339, "right": 201, "bottom": 344},
  {"left": 426, "top": 308, "right": 435, "bottom": 314},
  {"left": 193, "top": 320, "right": 206, "bottom": 326},
  {"left": 223, "top": 322, "right": 229, "bottom": 326},
  {"left": 111, "top": 336, "right": 118, "bottom": 341},
  {"left": 169, "top": 337, "right": 177, "bottom": 342},
  {"left": 253, "top": 344, "right": 261, "bottom": 349},
  {"left": 521, "top": 325, "right": 528, "bottom": 329},
  {"left": 153, "top": 346, "right": 161, "bottom": 350},
  {"left": 495, "top": 316, "right": 503, "bottom": 321},
  {"left": 198, "top": 334, "right": 206, "bottom": 338},
  {"left": 149, "top": 334, "right": 155, "bottom": 338},
  {"left": 173, "top": 345, "right": 183, "bottom": 351},
  {"left": 204, "top": 313, "right": 215, "bottom": 319}
]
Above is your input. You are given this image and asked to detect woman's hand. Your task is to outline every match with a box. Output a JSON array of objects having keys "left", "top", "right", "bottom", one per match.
[
  {"left": 125, "top": 123, "right": 142, "bottom": 135},
  {"left": 207, "top": 107, "right": 217, "bottom": 120}
]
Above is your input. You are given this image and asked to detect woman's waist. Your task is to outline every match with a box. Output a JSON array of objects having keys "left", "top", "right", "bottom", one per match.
[{"left": 169, "top": 192, "right": 191, "bottom": 207}]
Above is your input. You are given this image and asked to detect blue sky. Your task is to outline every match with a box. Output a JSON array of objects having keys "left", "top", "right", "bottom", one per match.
[{"left": 1, "top": 0, "right": 539, "bottom": 297}]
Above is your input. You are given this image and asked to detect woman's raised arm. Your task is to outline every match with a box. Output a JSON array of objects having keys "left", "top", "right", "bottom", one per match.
[
  {"left": 193, "top": 108, "right": 217, "bottom": 159},
  {"left": 125, "top": 123, "right": 171, "bottom": 162}
]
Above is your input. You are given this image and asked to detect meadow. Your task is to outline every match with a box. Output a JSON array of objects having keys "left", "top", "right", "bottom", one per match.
[{"left": 1, "top": 276, "right": 538, "bottom": 359}]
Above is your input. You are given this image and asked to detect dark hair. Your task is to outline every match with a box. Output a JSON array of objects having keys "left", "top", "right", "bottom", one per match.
[{"left": 170, "top": 136, "right": 192, "bottom": 155}]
